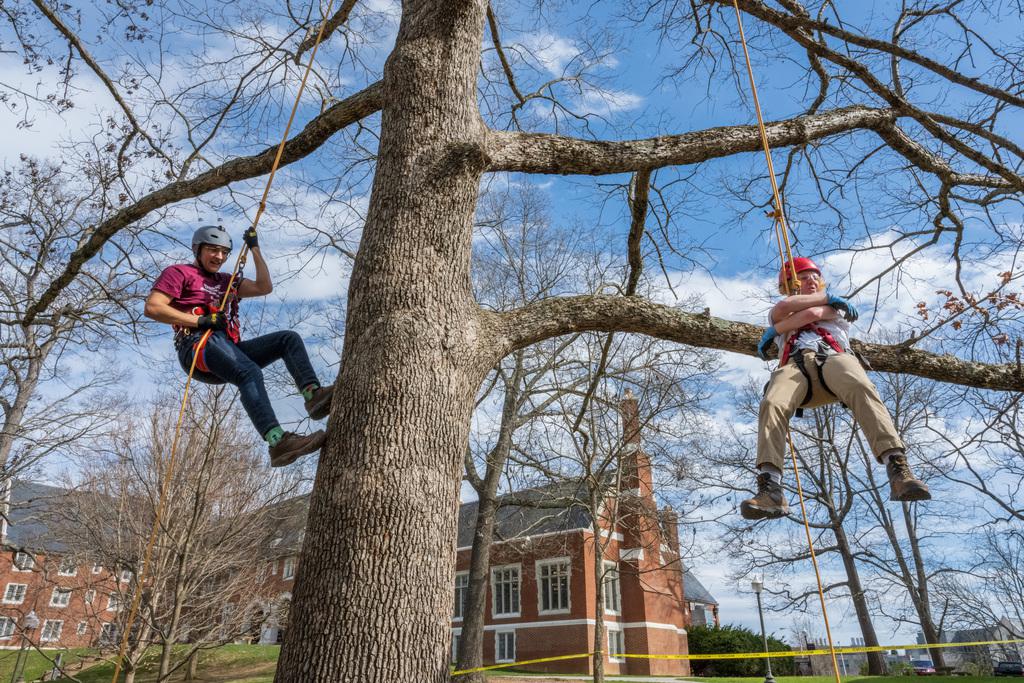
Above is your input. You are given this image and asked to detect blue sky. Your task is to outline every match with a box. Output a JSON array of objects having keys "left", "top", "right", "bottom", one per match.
[{"left": 2, "top": 0, "right": 1022, "bottom": 654}]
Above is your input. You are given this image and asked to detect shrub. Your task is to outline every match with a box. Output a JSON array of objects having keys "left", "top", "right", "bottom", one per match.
[{"left": 687, "top": 624, "right": 794, "bottom": 677}]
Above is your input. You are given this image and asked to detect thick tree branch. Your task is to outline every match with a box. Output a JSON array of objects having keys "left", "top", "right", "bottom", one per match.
[
  {"left": 21, "top": 81, "right": 384, "bottom": 325},
  {"left": 294, "top": 0, "right": 360, "bottom": 63},
  {"left": 491, "top": 295, "right": 1024, "bottom": 392},
  {"left": 486, "top": 105, "right": 896, "bottom": 174}
]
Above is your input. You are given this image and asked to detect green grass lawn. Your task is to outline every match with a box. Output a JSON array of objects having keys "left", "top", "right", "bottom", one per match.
[
  {"left": 51, "top": 644, "right": 279, "bottom": 682},
  {"left": 0, "top": 647, "right": 95, "bottom": 681}
]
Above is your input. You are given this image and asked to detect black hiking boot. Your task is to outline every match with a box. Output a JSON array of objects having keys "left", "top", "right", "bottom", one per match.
[
  {"left": 739, "top": 472, "right": 790, "bottom": 520},
  {"left": 269, "top": 430, "right": 326, "bottom": 467},
  {"left": 886, "top": 452, "right": 931, "bottom": 502},
  {"left": 304, "top": 384, "right": 334, "bottom": 421}
]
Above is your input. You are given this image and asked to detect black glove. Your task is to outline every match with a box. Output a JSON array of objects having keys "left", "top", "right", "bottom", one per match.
[
  {"left": 196, "top": 312, "right": 227, "bottom": 332},
  {"left": 243, "top": 227, "right": 259, "bottom": 250}
]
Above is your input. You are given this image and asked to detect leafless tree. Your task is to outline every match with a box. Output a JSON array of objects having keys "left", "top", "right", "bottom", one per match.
[
  {"left": 4, "top": 1, "right": 1024, "bottom": 679},
  {"left": 51, "top": 386, "right": 302, "bottom": 682}
]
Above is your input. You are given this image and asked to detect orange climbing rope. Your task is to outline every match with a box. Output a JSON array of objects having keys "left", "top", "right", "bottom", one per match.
[
  {"left": 731, "top": 1, "right": 843, "bottom": 681},
  {"left": 108, "top": 1, "right": 338, "bottom": 679}
]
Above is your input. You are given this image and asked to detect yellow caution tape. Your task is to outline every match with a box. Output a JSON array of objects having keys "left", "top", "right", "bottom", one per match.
[{"left": 451, "top": 637, "right": 1024, "bottom": 675}]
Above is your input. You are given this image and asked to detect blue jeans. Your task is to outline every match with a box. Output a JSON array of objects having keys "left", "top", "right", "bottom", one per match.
[{"left": 176, "top": 330, "right": 319, "bottom": 436}]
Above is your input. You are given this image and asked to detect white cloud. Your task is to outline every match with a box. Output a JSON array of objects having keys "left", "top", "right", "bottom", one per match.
[
  {"left": 521, "top": 33, "right": 581, "bottom": 76},
  {"left": 578, "top": 87, "right": 644, "bottom": 116}
]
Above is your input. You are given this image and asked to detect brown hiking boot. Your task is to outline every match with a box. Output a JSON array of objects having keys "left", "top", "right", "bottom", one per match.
[
  {"left": 740, "top": 472, "right": 790, "bottom": 520},
  {"left": 269, "top": 430, "right": 326, "bottom": 468},
  {"left": 886, "top": 452, "right": 931, "bottom": 502},
  {"left": 304, "top": 384, "right": 334, "bottom": 421}
]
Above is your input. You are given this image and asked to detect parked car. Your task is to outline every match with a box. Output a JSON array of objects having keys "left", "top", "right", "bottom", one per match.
[
  {"left": 994, "top": 661, "right": 1024, "bottom": 677},
  {"left": 912, "top": 659, "right": 936, "bottom": 675}
]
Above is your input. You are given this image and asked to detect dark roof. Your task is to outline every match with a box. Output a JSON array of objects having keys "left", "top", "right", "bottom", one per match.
[
  {"left": 683, "top": 569, "right": 717, "bottom": 605},
  {"left": 457, "top": 481, "right": 593, "bottom": 548},
  {"left": 5, "top": 480, "right": 68, "bottom": 552},
  {"left": 260, "top": 493, "right": 310, "bottom": 555}
]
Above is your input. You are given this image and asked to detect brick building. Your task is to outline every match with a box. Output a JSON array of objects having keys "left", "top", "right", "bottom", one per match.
[
  {"left": 0, "top": 482, "right": 120, "bottom": 650},
  {"left": 448, "top": 394, "right": 714, "bottom": 676}
]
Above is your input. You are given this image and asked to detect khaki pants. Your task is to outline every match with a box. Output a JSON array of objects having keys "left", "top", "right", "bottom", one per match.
[{"left": 757, "top": 350, "right": 904, "bottom": 471}]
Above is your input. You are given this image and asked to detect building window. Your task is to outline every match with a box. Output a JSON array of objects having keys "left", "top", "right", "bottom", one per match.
[
  {"left": 76, "top": 622, "right": 88, "bottom": 636},
  {"left": 108, "top": 594, "right": 122, "bottom": 612},
  {"left": 92, "top": 562, "right": 103, "bottom": 574},
  {"left": 608, "top": 627, "right": 625, "bottom": 662},
  {"left": 537, "top": 558, "right": 570, "bottom": 614},
  {"left": 85, "top": 589, "right": 96, "bottom": 604},
  {"left": 451, "top": 632, "right": 461, "bottom": 664},
  {"left": 0, "top": 617, "right": 14, "bottom": 639},
  {"left": 120, "top": 569, "right": 132, "bottom": 583},
  {"left": 3, "top": 583, "right": 26, "bottom": 605},
  {"left": 50, "top": 588, "right": 72, "bottom": 607},
  {"left": 282, "top": 557, "right": 295, "bottom": 580},
  {"left": 270, "top": 560, "right": 277, "bottom": 575},
  {"left": 495, "top": 630, "right": 516, "bottom": 663},
  {"left": 602, "top": 561, "right": 621, "bottom": 615},
  {"left": 39, "top": 620, "right": 63, "bottom": 642},
  {"left": 58, "top": 557, "right": 78, "bottom": 576},
  {"left": 491, "top": 565, "right": 520, "bottom": 618},
  {"left": 100, "top": 623, "right": 118, "bottom": 645},
  {"left": 453, "top": 572, "right": 469, "bottom": 620},
  {"left": 13, "top": 552, "right": 34, "bottom": 572}
]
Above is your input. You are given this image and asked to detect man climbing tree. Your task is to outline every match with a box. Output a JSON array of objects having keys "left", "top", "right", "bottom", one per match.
[
  {"left": 741, "top": 257, "right": 931, "bottom": 520},
  {"left": 144, "top": 225, "right": 333, "bottom": 466}
]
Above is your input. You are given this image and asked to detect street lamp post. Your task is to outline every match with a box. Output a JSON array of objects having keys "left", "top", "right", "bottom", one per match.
[
  {"left": 751, "top": 579, "right": 775, "bottom": 683},
  {"left": 11, "top": 610, "right": 39, "bottom": 683}
]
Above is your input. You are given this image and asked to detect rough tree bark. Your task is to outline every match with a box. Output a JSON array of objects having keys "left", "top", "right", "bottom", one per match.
[{"left": 274, "top": 1, "right": 493, "bottom": 680}]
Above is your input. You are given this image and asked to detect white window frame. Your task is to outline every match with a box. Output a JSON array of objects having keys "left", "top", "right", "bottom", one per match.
[
  {"left": 3, "top": 583, "right": 26, "bottom": 605},
  {"left": 39, "top": 620, "right": 63, "bottom": 643},
  {"left": 602, "top": 561, "right": 621, "bottom": 615},
  {"left": 451, "top": 631, "right": 461, "bottom": 664},
  {"left": 490, "top": 564, "right": 521, "bottom": 619},
  {"left": 12, "top": 552, "right": 34, "bottom": 572},
  {"left": 85, "top": 589, "right": 96, "bottom": 604},
  {"left": 282, "top": 557, "right": 295, "bottom": 581},
  {"left": 607, "top": 625, "right": 625, "bottom": 662},
  {"left": 50, "top": 587, "right": 72, "bottom": 607},
  {"left": 453, "top": 571, "right": 469, "bottom": 621},
  {"left": 495, "top": 630, "right": 516, "bottom": 664},
  {"left": 0, "top": 617, "right": 15, "bottom": 639},
  {"left": 76, "top": 621, "right": 88, "bottom": 636},
  {"left": 269, "top": 560, "right": 277, "bottom": 575},
  {"left": 100, "top": 622, "right": 117, "bottom": 644},
  {"left": 535, "top": 557, "right": 571, "bottom": 615},
  {"left": 107, "top": 594, "right": 122, "bottom": 612},
  {"left": 91, "top": 562, "right": 103, "bottom": 574},
  {"left": 58, "top": 557, "right": 78, "bottom": 576},
  {"left": 119, "top": 569, "right": 132, "bottom": 583}
]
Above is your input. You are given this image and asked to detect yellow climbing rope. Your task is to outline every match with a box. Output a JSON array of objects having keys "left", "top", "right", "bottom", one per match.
[
  {"left": 109, "top": 1, "right": 338, "bottom": 679},
  {"left": 731, "top": 2, "right": 843, "bottom": 681}
]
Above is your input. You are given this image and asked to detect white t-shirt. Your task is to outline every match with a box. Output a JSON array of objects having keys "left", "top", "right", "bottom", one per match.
[{"left": 770, "top": 311, "right": 851, "bottom": 358}]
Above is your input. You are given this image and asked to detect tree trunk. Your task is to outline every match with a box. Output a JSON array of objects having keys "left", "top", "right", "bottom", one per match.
[
  {"left": 185, "top": 649, "right": 199, "bottom": 681},
  {"left": 457, "top": 357, "right": 523, "bottom": 682},
  {"left": 591, "top": 489, "right": 605, "bottom": 683},
  {"left": 274, "top": 1, "right": 490, "bottom": 680},
  {"left": 832, "top": 524, "right": 886, "bottom": 674},
  {"left": 903, "top": 505, "right": 946, "bottom": 669}
]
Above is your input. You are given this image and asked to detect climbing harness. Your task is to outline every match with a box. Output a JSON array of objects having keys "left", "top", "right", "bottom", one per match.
[
  {"left": 109, "top": 0, "right": 338, "bottom": 679},
  {"left": 732, "top": 1, "right": 844, "bottom": 682},
  {"left": 174, "top": 303, "right": 241, "bottom": 375}
]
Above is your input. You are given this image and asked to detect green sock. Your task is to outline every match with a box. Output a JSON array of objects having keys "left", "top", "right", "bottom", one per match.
[
  {"left": 264, "top": 426, "right": 285, "bottom": 446},
  {"left": 301, "top": 383, "right": 320, "bottom": 401}
]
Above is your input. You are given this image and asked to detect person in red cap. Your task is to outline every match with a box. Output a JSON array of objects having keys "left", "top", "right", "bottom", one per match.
[{"left": 740, "top": 257, "right": 931, "bottom": 519}]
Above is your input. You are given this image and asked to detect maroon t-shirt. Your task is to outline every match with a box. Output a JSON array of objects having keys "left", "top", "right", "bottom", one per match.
[{"left": 151, "top": 264, "right": 241, "bottom": 341}]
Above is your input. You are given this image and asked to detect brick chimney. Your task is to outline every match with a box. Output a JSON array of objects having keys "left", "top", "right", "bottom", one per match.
[
  {"left": 620, "top": 390, "right": 652, "bottom": 497},
  {"left": 660, "top": 505, "right": 680, "bottom": 553}
]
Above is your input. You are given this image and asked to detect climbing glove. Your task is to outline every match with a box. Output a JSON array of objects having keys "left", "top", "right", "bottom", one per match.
[
  {"left": 243, "top": 227, "right": 259, "bottom": 250},
  {"left": 826, "top": 292, "right": 859, "bottom": 323},
  {"left": 197, "top": 312, "right": 227, "bottom": 332},
  {"left": 757, "top": 326, "right": 778, "bottom": 361}
]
